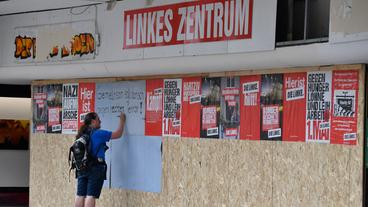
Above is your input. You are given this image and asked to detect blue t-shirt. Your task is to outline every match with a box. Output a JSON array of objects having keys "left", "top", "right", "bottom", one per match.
[{"left": 90, "top": 129, "right": 112, "bottom": 160}]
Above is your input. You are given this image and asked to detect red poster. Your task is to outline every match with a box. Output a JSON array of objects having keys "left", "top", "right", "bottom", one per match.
[
  {"left": 331, "top": 70, "right": 359, "bottom": 145},
  {"left": 78, "top": 82, "right": 96, "bottom": 130},
  {"left": 239, "top": 75, "right": 261, "bottom": 140},
  {"left": 48, "top": 107, "right": 61, "bottom": 132},
  {"left": 283, "top": 73, "right": 306, "bottom": 142},
  {"left": 145, "top": 79, "right": 163, "bottom": 136},
  {"left": 202, "top": 106, "right": 217, "bottom": 130},
  {"left": 123, "top": 0, "right": 254, "bottom": 49},
  {"left": 181, "top": 77, "right": 201, "bottom": 138},
  {"left": 262, "top": 105, "right": 279, "bottom": 131}
]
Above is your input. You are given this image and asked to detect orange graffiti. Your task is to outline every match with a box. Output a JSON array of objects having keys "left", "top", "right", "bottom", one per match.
[
  {"left": 71, "top": 33, "right": 95, "bottom": 56},
  {"left": 14, "top": 36, "right": 36, "bottom": 59},
  {"left": 49, "top": 46, "right": 59, "bottom": 58},
  {"left": 61, "top": 46, "right": 70, "bottom": 58}
]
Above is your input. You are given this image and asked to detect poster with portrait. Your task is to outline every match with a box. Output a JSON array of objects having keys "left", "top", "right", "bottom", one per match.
[
  {"left": 78, "top": 82, "right": 96, "bottom": 130},
  {"left": 181, "top": 77, "right": 201, "bottom": 138},
  {"left": 201, "top": 78, "right": 221, "bottom": 138},
  {"left": 32, "top": 84, "right": 63, "bottom": 133},
  {"left": 260, "top": 74, "right": 283, "bottom": 140},
  {"left": 306, "top": 71, "right": 332, "bottom": 143},
  {"left": 162, "top": 79, "right": 182, "bottom": 137},
  {"left": 331, "top": 70, "right": 359, "bottom": 145},
  {"left": 145, "top": 79, "right": 163, "bottom": 136},
  {"left": 282, "top": 73, "right": 307, "bottom": 142},
  {"left": 239, "top": 75, "right": 261, "bottom": 140},
  {"left": 62, "top": 83, "right": 78, "bottom": 134},
  {"left": 220, "top": 77, "right": 240, "bottom": 139}
]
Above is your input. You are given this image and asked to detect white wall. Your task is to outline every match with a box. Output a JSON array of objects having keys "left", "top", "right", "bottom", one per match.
[
  {"left": 330, "top": 0, "right": 368, "bottom": 43},
  {"left": 0, "top": 97, "right": 31, "bottom": 187}
]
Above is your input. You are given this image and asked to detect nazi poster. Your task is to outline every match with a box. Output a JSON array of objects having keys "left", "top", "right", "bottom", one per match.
[{"left": 62, "top": 83, "right": 78, "bottom": 134}]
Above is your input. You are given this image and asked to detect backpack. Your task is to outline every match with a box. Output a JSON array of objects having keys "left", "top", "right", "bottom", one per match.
[{"left": 68, "top": 131, "right": 94, "bottom": 180}]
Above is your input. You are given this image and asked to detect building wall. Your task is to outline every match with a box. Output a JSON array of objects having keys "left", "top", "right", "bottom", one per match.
[{"left": 29, "top": 64, "right": 364, "bottom": 206}]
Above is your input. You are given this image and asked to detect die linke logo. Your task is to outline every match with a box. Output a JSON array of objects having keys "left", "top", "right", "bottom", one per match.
[{"left": 124, "top": 0, "right": 254, "bottom": 49}]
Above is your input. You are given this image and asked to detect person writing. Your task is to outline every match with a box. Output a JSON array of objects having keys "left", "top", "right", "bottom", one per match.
[{"left": 75, "top": 112, "right": 126, "bottom": 207}]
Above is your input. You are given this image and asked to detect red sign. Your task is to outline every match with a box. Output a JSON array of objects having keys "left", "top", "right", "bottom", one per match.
[
  {"left": 123, "top": 0, "right": 254, "bottom": 49},
  {"left": 181, "top": 77, "right": 201, "bottom": 138},
  {"left": 239, "top": 75, "right": 260, "bottom": 140},
  {"left": 78, "top": 83, "right": 96, "bottom": 129},
  {"left": 331, "top": 70, "right": 359, "bottom": 145},
  {"left": 145, "top": 79, "right": 163, "bottom": 136},
  {"left": 282, "top": 73, "right": 306, "bottom": 142}
]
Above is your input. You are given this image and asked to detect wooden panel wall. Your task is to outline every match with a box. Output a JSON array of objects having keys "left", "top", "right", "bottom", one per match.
[{"left": 29, "top": 64, "right": 365, "bottom": 207}]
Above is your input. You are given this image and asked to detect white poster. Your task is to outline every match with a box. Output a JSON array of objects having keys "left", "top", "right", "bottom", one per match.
[
  {"left": 62, "top": 83, "right": 79, "bottom": 134},
  {"left": 306, "top": 71, "right": 332, "bottom": 143}
]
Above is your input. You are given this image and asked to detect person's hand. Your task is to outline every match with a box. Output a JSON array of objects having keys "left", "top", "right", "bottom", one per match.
[{"left": 119, "top": 112, "right": 126, "bottom": 123}]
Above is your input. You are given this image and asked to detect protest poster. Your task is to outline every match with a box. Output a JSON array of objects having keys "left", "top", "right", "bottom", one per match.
[
  {"left": 145, "top": 79, "right": 163, "bottom": 136},
  {"left": 331, "top": 70, "right": 359, "bottom": 145},
  {"left": 220, "top": 77, "right": 240, "bottom": 139},
  {"left": 239, "top": 75, "right": 261, "bottom": 140},
  {"left": 62, "top": 83, "right": 78, "bottom": 134},
  {"left": 32, "top": 86, "right": 48, "bottom": 133},
  {"left": 32, "top": 84, "right": 62, "bottom": 133},
  {"left": 282, "top": 73, "right": 307, "bottom": 142},
  {"left": 78, "top": 82, "right": 96, "bottom": 130},
  {"left": 201, "top": 78, "right": 221, "bottom": 138},
  {"left": 306, "top": 71, "right": 332, "bottom": 143},
  {"left": 181, "top": 77, "right": 201, "bottom": 138},
  {"left": 163, "top": 79, "right": 182, "bottom": 137},
  {"left": 260, "top": 74, "right": 283, "bottom": 140}
]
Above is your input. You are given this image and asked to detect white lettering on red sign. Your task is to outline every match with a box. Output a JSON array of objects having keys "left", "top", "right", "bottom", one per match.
[{"left": 124, "top": 0, "right": 253, "bottom": 49}]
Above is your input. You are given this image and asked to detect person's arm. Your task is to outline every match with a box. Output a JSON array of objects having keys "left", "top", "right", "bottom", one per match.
[{"left": 111, "top": 112, "right": 126, "bottom": 139}]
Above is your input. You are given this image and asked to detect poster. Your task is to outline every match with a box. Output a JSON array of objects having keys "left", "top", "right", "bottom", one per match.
[
  {"left": 163, "top": 79, "right": 182, "bottom": 137},
  {"left": 331, "top": 70, "right": 359, "bottom": 145},
  {"left": 260, "top": 74, "right": 283, "bottom": 140},
  {"left": 145, "top": 79, "right": 163, "bottom": 136},
  {"left": 239, "top": 75, "right": 261, "bottom": 140},
  {"left": 62, "top": 83, "right": 78, "bottom": 134},
  {"left": 0, "top": 120, "right": 29, "bottom": 150},
  {"left": 306, "top": 71, "right": 332, "bottom": 143},
  {"left": 282, "top": 73, "right": 306, "bottom": 142},
  {"left": 181, "top": 77, "right": 201, "bottom": 138},
  {"left": 220, "top": 77, "right": 240, "bottom": 139},
  {"left": 78, "top": 82, "right": 96, "bottom": 130},
  {"left": 95, "top": 81, "right": 146, "bottom": 187},
  {"left": 201, "top": 78, "right": 221, "bottom": 138},
  {"left": 110, "top": 135, "right": 162, "bottom": 193},
  {"left": 32, "top": 84, "right": 62, "bottom": 133},
  {"left": 32, "top": 86, "right": 48, "bottom": 133}
]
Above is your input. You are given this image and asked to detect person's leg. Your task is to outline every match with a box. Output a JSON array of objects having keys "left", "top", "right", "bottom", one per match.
[
  {"left": 75, "top": 196, "right": 85, "bottom": 207},
  {"left": 76, "top": 175, "right": 88, "bottom": 207},
  {"left": 85, "top": 196, "right": 96, "bottom": 207}
]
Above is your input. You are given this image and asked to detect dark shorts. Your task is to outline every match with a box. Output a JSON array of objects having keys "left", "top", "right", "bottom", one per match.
[{"left": 76, "top": 164, "right": 106, "bottom": 199}]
